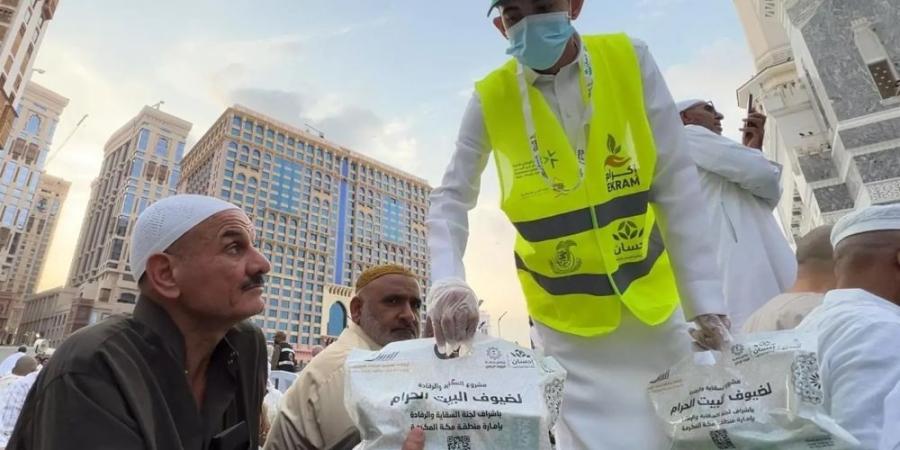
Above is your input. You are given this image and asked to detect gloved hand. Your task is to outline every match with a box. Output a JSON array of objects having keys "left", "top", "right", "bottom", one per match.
[
  {"left": 689, "top": 314, "right": 733, "bottom": 351},
  {"left": 425, "top": 278, "right": 480, "bottom": 355}
]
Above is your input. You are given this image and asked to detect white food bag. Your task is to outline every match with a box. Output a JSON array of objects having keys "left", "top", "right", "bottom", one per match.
[
  {"left": 344, "top": 336, "right": 566, "bottom": 450},
  {"left": 647, "top": 331, "right": 860, "bottom": 449}
]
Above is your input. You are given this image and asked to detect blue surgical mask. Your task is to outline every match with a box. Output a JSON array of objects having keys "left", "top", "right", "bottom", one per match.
[{"left": 505, "top": 12, "right": 575, "bottom": 71}]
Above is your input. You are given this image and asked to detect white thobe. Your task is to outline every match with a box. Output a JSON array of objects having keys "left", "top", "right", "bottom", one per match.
[
  {"left": 427, "top": 36, "right": 726, "bottom": 449},
  {"left": 0, "top": 352, "right": 24, "bottom": 377},
  {"left": 683, "top": 125, "right": 796, "bottom": 329},
  {"left": 881, "top": 383, "right": 900, "bottom": 450},
  {"left": 797, "top": 289, "right": 900, "bottom": 449}
]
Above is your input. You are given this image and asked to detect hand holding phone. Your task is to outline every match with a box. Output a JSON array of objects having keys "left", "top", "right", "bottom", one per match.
[{"left": 741, "top": 94, "right": 767, "bottom": 149}]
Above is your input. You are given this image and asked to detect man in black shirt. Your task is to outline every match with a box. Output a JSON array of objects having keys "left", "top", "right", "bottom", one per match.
[{"left": 8, "top": 195, "right": 271, "bottom": 450}]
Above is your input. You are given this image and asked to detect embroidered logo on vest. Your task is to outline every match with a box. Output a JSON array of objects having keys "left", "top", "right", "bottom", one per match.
[
  {"left": 604, "top": 134, "right": 640, "bottom": 192},
  {"left": 549, "top": 240, "right": 582, "bottom": 274},
  {"left": 612, "top": 220, "right": 645, "bottom": 261}
]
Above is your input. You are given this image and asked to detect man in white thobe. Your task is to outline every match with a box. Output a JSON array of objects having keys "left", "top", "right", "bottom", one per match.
[
  {"left": 677, "top": 99, "right": 796, "bottom": 329},
  {"left": 796, "top": 204, "right": 900, "bottom": 449},
  {"left": 426, "top": 1, "right": 729, "bottom": 448},
  {"left": 0, "top": 347, "right": 26, "bottom": 377}
]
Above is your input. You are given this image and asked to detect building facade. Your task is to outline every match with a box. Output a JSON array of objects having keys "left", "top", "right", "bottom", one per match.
[
  {"left": 0, "top": 0, "right": 59, "bottom": 147},
  {"left": 62, "top": 106, "right": 190, "bottom": 334},
  {"left": 734, "top": 0, "right": 900, "bottom": 240},
  {"left": 17, "top": 285, "right": 75, "bottom": 347},
  {"left": 179, "top": 105, "right": 431, "bottom": 349},
  {"left": 5, "top": 174, "right": 68, "bottom": 313},
  {"left": 0, "top": 81, "right": 66, "bottom": 341}
]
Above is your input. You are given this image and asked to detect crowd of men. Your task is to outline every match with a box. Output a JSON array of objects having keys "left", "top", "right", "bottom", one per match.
[{"left": 0, "top": 0, "right": 897, "bottom": 449}]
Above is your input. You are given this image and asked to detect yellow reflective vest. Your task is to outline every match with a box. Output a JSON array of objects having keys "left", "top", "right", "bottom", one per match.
[{"left": 475, "top": 33, "right": 680, "bottom": 336}]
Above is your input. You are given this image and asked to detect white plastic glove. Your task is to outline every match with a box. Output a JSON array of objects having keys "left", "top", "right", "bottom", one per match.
[
  {"left": 689, "top": 314, "right": 733, "bottom": 351},
  {"left": 425, "top": 278, "right": 480, "bottom": 355}
]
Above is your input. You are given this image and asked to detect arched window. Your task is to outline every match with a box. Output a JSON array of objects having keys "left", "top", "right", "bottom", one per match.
[
  {"left": 240, "top": 145, "right": 250, "bottom": 163},
  {"left": 24, "top": 115, "right": 41, "bottom": 135},
  {"left": 327, "top": 302, "right": 347, "bottom": 336},
  {"left": 251, "top": 149, "right": 261, "bottom": 166}
]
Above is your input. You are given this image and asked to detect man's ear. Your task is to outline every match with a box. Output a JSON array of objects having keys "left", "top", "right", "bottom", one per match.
[
  {"left": 145, "top": 253, "right": 180, "bottom": 299},
  {"left": 493, "top": 16, "right": 508, "bottom": 39},
  {"left": 350, "top": 296, "right": 363, "bottom": 326}
]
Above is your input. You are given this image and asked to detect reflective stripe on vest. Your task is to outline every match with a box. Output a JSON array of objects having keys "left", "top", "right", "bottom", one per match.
[
  {"left": 512, "top": 191, "right": 650, "bottom": 242},
  {"left": 475, "top": 33, "right": 682, "bottom": 336}
]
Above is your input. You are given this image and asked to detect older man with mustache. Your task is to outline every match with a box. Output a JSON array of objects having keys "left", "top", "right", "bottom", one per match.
[
  {"left": 265, "top": 264, "right": 423, "bottom": 450},
  {"left": 7, "top": 195, "right": 272, "bottom": 450}
]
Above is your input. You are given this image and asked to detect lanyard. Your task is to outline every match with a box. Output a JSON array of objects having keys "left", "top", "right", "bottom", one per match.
[{"left": 517, "top": 47, "right": 594, "bottom": 194}]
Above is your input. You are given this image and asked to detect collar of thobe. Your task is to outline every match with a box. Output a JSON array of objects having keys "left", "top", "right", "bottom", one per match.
[
  {"left": 133, "top": 296, "right": 239, "bottom": 376},
  {"left": 345, "top": 321, "right": 383, "bottom": 351},
  {"left": 824, "top": 288, "right": 898, "bottom": 309}
]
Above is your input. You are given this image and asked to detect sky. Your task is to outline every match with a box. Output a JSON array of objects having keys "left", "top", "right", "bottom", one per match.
[{"left": 32, "top": 0, "right": 755, "bottom": 345}]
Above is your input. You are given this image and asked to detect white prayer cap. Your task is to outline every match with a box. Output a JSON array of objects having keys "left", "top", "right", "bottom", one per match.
[
  {"left": 130, "top": 194, "right": 240, "bottom": 280},
  {"left": 676, "top": 99, "right": 706, "bottom": 113},
  {"left": 830, "top": 204, "right": 900, "bottom": 247}
]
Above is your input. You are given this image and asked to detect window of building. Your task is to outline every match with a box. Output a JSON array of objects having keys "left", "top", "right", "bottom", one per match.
[
  {"left": 11, "top": 23, "right": 25, "bottom": 56},
  {"left": 156, "top": 165, "right": 168, "bottom": 184},
  {"left": 326, "top": 302, "right": 347, "bottom": 336},
  {"left": 14, "top": 207, "right": 27, "bottom": 229},
  {"left": 137, "top": 129, "right": 150, "bottom": 153},
  {"left": 130, "top": 157, "right": 143, "bottom": 178},
  {"left": 1, "top": 162, "right": 16, "bottom": 185},
  {"left": 854, "top": 19, "right": 900, "bottom": 99},
  {"left": 24, "top": 114, "right": 41, "bottom": 135},
  {"left": 14, "top": 166, "right": 28, "bottom": 186},
  {"left": 155, "top": 137, "right": 169, "bottom": 157},
  {"left": 110, "top": 238, "right": 124, "bottom": 261},
  {"left": 122, "top": 193, "right": 135, "bottom": 214},
  {"left": 145, "top": 160, "right": 157, "bottom": 181},
  {"left": 0, "top": 205, "right": 15, "bottom": 228}
]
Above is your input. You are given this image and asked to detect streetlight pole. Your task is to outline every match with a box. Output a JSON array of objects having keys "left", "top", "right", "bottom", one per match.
[{"left": 497, "top": 311, "right": 508, "bottom": 339}]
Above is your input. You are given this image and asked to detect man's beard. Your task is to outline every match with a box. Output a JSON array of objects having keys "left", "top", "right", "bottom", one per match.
[{"left": 360, "top": 309, "right": 419, "bottom": 347}]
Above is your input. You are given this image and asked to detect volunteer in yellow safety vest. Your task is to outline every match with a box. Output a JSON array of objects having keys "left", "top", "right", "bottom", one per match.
[{"left": 425, "top": 0, "right": 732, "bottom": 448}]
